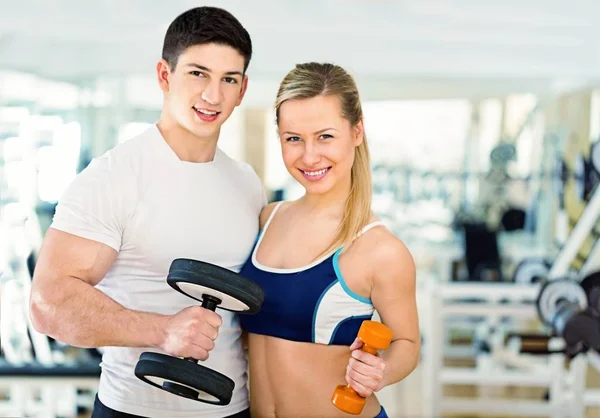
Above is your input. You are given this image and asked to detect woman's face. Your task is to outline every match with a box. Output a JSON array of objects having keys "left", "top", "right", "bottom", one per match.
[{"left": 277, "top": 95, "right": 363, "bottom": 196}]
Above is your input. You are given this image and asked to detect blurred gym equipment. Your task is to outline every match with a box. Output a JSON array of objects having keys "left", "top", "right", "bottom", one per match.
[{"left": 0, "top": 117, "right": 100, "bottom": 418}]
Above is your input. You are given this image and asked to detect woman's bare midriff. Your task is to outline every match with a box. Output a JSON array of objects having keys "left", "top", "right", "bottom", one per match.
[{"left": 247, "top": 334, "right": 383, "bottom": 418}]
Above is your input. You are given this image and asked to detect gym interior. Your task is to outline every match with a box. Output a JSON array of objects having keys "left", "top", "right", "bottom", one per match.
[{"left": 2, "top": 1, "right": 600, "bottom": 417}]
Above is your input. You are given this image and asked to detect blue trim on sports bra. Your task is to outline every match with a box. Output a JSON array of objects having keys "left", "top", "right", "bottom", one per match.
[{"left": 332, "top": 248, "right": 372, "bottom": 305}]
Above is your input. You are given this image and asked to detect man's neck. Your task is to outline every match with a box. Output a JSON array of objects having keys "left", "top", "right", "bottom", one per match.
[{"left": 156, "top": 116, "right": 219, "bottom": 163}]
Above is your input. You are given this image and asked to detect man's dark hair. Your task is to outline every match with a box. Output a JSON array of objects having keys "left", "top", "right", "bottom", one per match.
[{"left": 162, "top": 6, "right": 252, "bottom": 73}]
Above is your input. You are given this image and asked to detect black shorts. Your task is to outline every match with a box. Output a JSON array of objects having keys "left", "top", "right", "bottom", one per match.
[{"left": 91, "top": 395, "right": 250, "bottom": 418}]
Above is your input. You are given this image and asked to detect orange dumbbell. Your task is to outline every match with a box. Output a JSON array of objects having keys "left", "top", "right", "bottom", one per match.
[{"left": 331, "top": 320, "right": 393, "bottom": 415}]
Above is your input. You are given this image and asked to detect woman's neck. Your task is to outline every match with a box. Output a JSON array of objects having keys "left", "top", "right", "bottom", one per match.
[{"left": 297, "top": 176, "right": 352, "bottom": 217}]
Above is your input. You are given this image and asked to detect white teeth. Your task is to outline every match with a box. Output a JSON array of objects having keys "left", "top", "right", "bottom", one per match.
[
  {"left": 303, "top": 168, "right": 328, "bottom": 176},
  {"left": 194, "top": 107, "right": 217, "bottom": 116}
]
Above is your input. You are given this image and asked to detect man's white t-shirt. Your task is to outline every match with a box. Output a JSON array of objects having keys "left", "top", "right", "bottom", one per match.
[{"left": 50, "top": 125, "right": 267, "bottom": 417}]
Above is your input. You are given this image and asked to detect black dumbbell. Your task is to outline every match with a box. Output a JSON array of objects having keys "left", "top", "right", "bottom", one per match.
[
  {"left": 134, "top": 259, "right": 264, "bottom": 405},
  {"left": 536, "top": 278, "right": 600, "bottom": 356}
]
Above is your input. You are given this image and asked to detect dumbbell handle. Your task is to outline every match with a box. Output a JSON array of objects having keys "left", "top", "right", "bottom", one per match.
[
  {"left": 201, "top": 294, "right": 221, "bottom": 312},
  {"left": 185, "top": 294, "right": 222, "bottom": 363}
]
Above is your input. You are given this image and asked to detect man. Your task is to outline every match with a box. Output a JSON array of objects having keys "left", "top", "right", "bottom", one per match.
[{"left": 29, "top": 6, "right": 266, "bottom": 418}]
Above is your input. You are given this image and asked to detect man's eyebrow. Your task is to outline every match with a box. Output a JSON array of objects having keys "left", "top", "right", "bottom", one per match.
[{"left": 184, "top": 63, "right": 243, "bottom": 77}]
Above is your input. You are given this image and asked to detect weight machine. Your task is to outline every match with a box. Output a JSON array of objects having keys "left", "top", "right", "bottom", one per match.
[
  {"left": 535, "top": 178, "right": 600, "bottom": 370},
  {"left": 420, "top": 169, "right": 600, "bottom": 418}
]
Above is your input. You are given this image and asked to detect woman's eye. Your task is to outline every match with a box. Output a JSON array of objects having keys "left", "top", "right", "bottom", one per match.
[{"left": 286, "top": 136, "right": 300, "bottom": 142}]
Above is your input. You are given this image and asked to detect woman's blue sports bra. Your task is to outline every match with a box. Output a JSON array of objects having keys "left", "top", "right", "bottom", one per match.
[{"left": 239, "top": 202, "right": 385, "bottom": 346}]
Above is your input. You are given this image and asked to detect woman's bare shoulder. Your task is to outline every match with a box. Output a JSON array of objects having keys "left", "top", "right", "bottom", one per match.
[{"left": 259, "top": 201, "right": 285, "bottom": 228}]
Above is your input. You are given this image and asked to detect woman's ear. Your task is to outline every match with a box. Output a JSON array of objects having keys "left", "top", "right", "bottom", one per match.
[{"left": 353, "top": 120, "right": 365, "bottom": 146}]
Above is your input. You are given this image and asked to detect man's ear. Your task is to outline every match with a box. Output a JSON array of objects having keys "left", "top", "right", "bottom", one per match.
[
  {"left": 236, "top": 75, "right": 249, "bottom": 106},
  {"left": 156, "top": 59, "right": 172, "bottom": 93}
]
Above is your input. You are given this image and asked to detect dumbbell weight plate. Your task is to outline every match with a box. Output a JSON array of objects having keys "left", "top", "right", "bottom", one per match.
[
  {"left": 580, "top": 271, "right": 600, "bottom": 313},
  {"left": 134, "top": 352, "right": 234, "bottom": 405},
  {"left": 167, "top": 259, "right": 264, "bottom": 314},
  {"left": 536, "top": 278, "right": 588, "bottom": 326},
  {"left": 513, "top": 258, "right": 552, "bottom": 284}
]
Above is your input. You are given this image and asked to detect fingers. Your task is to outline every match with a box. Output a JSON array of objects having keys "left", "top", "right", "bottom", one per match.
[
  {"left": 199, "top": 321, "right": 219, "bottom": 342},
  {"left": 183, "top": 310, "right": 220, "bottom": 341},
  {"left": 200, "top": 308, "right": 223, "bottom": 328},
  {"left": 344, "top": 352, "right": 386, "bottom": 398},
  {"left": 186, "top": 307, "right": 221, "bottom": 342},
  {"left": 351, "top": 349, "right": 382, "bottom": 367},
  {"left": 345, "top": 365, "right": 379, "bottom": 398},
  {"left": 349, "top": 337, "right": 362, "bottom": 351},
  {"left": 161, "top": 307, "right": 222, "bottom": 359},
  {"left": 194, "top": 332, "right": 215, "bottom": 351},
  {"left": 188, "top": 346, "right": 209, "bottom": 361},
  {"left": 188, "top": 311, "right": 219, "bottom": 356},
  {"left": 187, "top": 306, "right": 222, "bottom": 328},
  {"left": 176, "top": 325, "right": 217, "bottom": 361},
  {"left": 348, "top": 356, "right": 385, "bottom": 380},
  {"left": 189, "top": 333, "right": 215, "bottom": 361}
]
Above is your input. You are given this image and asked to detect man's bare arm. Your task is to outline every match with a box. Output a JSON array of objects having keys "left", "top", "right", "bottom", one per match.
[{"left": 30, "top": 228, "right": 221, "bottom": 359}]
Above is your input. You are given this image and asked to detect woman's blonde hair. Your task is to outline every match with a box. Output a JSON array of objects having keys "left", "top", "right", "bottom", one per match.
[{"left": 275, "top": 62, "right": 372, "bottom": 255}]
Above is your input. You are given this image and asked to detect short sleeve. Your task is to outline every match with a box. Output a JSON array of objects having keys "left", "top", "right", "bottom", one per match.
[
  {"left": 237, "top": 160, "right": 269, "bottom": 209},
  {"left": 259, "top": 183, "right": 268, "bottom": 207},
  {"left": 50, "top": 153, "right": 136, "bottom": 252}
]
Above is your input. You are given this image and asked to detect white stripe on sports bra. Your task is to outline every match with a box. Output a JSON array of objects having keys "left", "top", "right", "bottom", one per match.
[
  {"left": 357, "top": 220, "right": 386, "bottom": 237},
  {"left": 261, "top": 200, "right": 284, "bottom": 232}
]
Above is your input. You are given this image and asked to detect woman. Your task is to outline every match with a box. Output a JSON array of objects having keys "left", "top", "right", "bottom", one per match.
[{"left": 239, "top": 62, "right": 420, "bottom": 418}]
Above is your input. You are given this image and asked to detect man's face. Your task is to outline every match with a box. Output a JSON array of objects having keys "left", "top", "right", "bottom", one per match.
[{"left": 157, "top": 43, "right": 248, "bottom": 141}]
